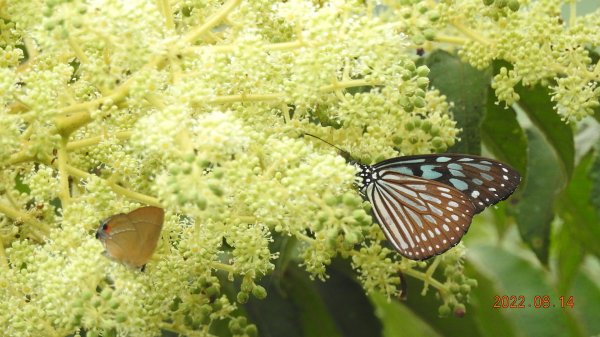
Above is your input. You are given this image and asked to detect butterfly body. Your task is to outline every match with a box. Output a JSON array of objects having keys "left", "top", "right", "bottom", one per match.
[
  {"left": 96, "top": 206, "right": 165, "bottom": 269},
  {"left": 356, "top": 154, "right": 520, "bottom": 260}
]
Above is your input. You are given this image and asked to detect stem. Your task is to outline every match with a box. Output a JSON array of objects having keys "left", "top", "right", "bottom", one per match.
[
  {"left": 55, "top": 111, "right": 93, "bottom": 137},
  {"left": 68, "top": 36, "right": 89, "bottom": 64},
  {"left": 568, "top": 1, "right": 576, "bottom": 28},
  {"left": 0, "top": 202, "right": 49, "bottom": 242},
  {"left": 451, "top": 21, "right": 490, "bottom": 45},
  {"left": 65, "top": 164, "right": 162, "bottom": 207},
  {"left": 66, "top": 131, "right": 132, "bottom": 150},
  {"left": 185, "top": 39, "right": 305, "bottom": 54},
  {"left": 57, "top": 139, "right": 71, "bottom": 206},
  {"left": 294, "top": 231, "right": 315, "bottom": 243},
  {"left": 0, "top": 238, "right": 9, "bottom": 270},
  {"left": 434, "top": 34, "right": 469, "bottom": 45},
  {"left": 6, "top": 151, "right": 34, "bottom": 166},
  {"left": 237, "top": 216, "right": 257, "bottom": 223},
  {"left": 156, "top": 0, "right": 175, "bottom": 30},
  {"left": 210, "top": 261, "right": 236, "bottom": 273},
  {"left": 401, "top": 264, "right": 448, "bottom": 295},
  {"left": 591, "top": 60, "right": 600, "bottom": 80},
  {"left": 421, "top": 256, "right": 441, "bottom": 295},
  {"left": 182, "top": 0, "right": 241, "bottom": 45},
  {"left": 319, "top": 79, "right": 373, "bottom": 92},
  {"left": 208, "top": 93, "right": 282, "bottom": 104}
]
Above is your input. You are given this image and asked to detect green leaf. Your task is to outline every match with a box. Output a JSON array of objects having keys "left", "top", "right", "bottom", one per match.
[
  {"left": 552, "top": 222, "right": 584, "bottom": 295},
  {"left": 400, "top": 274, "right": 483, "bottom": 337},
  {"left": 247, "top": 263, "right": 382, "bottom": 337},
  {"left": 515, "top": 84, "right": 574, "bottom": 179},
  {"left": 426, "top": 50, "right": 492, "bottom": 155},
  {"left": 481, "top": 90, "right": 527, "bottom": 178},
  {"left": 589, "top": 140, "right": 600, "bottom": 217},
  {"left": 313, "top": 264, "right": 382, "bottom": 337},
  {"left": 514, "top": 128, "right": 566, "bottom": 264},
  {"left": 570, "top": 261, "right": 600, "bottom": 335},
  {"left": 245, "top": 265, "right": 341, "bottom": 337},
  {"left": 370, "top": 292, "right": 443, "bottom": 337},
  {"left": 556, "top": 151, "right": 600, "bottom": 259},
  {"left": 270, "top": 234, "right": 300, "bottom": 288},
  {"left": 15, "top": 173, "right": 31, "bottom": 194},
  {"left": 464, "top": 261, "right": 519, "bottom": 337},
  {"left": 469, "top": 245, "right": 585, "bottom": 337}
]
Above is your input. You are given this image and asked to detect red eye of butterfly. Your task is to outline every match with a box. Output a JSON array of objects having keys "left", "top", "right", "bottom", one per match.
[{"left": 95, "top": 206, "right": 164, "bottom": 269}]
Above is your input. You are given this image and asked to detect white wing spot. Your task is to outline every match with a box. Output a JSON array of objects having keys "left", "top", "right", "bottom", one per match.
[
  {"left": 437, "top": 187, "right": 451, "bottom": 192},
  {"left": 448, "top": 201, "right": 459, "bottom": 207},
  {"left": 421, "top": 233, "right": 427, "bottom": 241},
  {"left": 408, "top": 184, "right": 427, "bottom": 191},
  {"left": 471, "top": 190, "right": 480, "bottom": 198},
  {"left": 428, "top": 230, "right": 434, "bottom": 238},
  {"left": 428, "top": 246, "right": 433, "bottom": 251},
  {"left": 443, "top": 224, "right": 450, "bottom": 231},
  {"left": 502, "top": 167, "right": 509, "bottom": 173},
  {"left": 443, "top": 239, "right": 447, "bottom": 244},
  {"left": 434, "top": 228, "right": 441, "bottom": 235},
  {"left": 428, "top": 204, "right": 443, "bottom": 216},
  {"left": 446, "top": 207, "right": 454, "bottom": 212},
  {"left": 421, "top": 193, "right": 442, "bottom": 204},
  {"left": 451, "top": 214, "right": 459, "bottom": 221},
  {"left": 435, "top": 244, "right": 440, "bottom": 249},
  {"left": 503, "top": 175, "right": 509, "bottom": 180},
  {"left": 424, "top": 214, "right": 437, "bottom": 224},
  {"left": 489, "top": 188, "right": 496, "bottom": 192},
  {"left": 455, "top": 226, "right": 460, "bottom": 231}
]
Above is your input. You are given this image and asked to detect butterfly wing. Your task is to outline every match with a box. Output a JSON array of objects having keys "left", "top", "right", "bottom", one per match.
[
  {"left": 125, "top": 206, "right": 164, "bottom": 267},
  {"left": 374, "top": 154, "right": 521, "bottom": 213},
  {"left": 99, "top": 213, "right": 141, "bottom": 266},
  {"left": 98, "top": 206, "right": 164, "bottom": 268},
  {"left": 366, "top": 169, "right": 476, "bottom": 260}
]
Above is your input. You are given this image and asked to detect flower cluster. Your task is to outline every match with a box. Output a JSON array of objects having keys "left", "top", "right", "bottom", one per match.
[{"left": 445, "top": 0, "right": 600, "bottom": 121}]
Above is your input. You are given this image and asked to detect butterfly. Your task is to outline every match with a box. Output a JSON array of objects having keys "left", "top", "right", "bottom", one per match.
[
  {"left": 355, "top": 154, "right": 521, "bottom": 260},
  {"left": 96, "top": 206, "right": 165, "bottom": 269}
]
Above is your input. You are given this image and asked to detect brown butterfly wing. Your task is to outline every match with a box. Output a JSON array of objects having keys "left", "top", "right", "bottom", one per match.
[
  {"left": 125, "top": 206, "right": 164, "bottom": 267},
  {"left": 101, "top": 214, "right": 140, "bottom": 265},
  {"left": 102, "top": 206, "right": 164, "bottom": 268}
]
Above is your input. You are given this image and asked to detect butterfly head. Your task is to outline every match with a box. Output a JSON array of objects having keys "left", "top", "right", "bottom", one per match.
[{"left": 95, "top": 219, "right": 112, "bottom": 241}]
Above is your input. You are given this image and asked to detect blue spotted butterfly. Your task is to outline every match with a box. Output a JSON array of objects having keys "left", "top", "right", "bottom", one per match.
[{"left": 356, "top": 154, "right": 521, "bottom": 260}]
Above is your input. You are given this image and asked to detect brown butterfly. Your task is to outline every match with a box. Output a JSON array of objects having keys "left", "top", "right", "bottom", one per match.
[{"left": 96, "top": 206, "right": 164, "bottom": 270}]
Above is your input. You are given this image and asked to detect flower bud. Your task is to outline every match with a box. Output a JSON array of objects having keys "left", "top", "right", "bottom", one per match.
[
  {"left": 508, "top": 0, "right": 520, "bottom": 11},
  {"left": 252, "top": 285, "right": 267, "bottom": 299},
  {"left": 438, "top": 304, "right": 451, "bottom": 316},
  {"left": 237, "top": 292, "right": 249, "bottom": 304}
]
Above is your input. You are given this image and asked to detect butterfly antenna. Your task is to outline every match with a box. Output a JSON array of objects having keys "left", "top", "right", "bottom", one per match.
[{"left": 301, "top": 133, "right": 353, "bottom": 161}]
